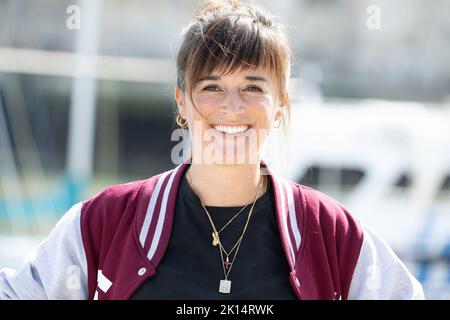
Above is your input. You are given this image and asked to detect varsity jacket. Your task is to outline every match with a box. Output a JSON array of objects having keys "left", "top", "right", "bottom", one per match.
[{"left": 0, "top": 159, "right": 424, "bottom": 300}]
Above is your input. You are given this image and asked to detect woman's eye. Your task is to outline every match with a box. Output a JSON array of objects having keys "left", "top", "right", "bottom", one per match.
[
  {"left": 203, "top": 85, "right": 221, "bottom": 92},
  {"left": 246, "top": 86, "right": 263, "bottom": 93}
]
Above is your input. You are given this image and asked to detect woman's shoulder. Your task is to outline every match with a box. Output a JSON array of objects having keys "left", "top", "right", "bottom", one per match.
[
  {"left": 293, "top": 182, "right": 349, "bottom": 212},
  {"left": 84, "top": 179, "right": 148, "bottom": 206},
  {"left": 80, "top": 170, "right": 171, "bottom": 221},
  {"left": 290, "top": 182, "right": 362, "bottom": 231},
  {"left": 83, "top": 170, "right": 170, "bottom": 205}
]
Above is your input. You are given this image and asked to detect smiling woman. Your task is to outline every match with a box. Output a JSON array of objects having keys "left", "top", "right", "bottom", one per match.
[{"left": 0, "top": 0, "right": 424, "bottom": 300}]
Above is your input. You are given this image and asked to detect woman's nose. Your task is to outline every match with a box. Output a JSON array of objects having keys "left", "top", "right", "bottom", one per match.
[{"left": 220, "top": 91, "right": 245, "bottom": 115}]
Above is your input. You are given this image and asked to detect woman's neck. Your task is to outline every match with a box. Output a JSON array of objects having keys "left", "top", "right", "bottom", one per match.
[{"left": 186, "top": 161, "right": 267, "bottom": 207}]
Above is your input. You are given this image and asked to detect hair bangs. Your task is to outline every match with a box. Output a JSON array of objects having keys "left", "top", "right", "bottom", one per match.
[{"left": 184, "top": 15, "right": 281, "bottom": 93}]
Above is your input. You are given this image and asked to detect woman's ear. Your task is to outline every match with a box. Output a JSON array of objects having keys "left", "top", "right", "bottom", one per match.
[
  {"left": 273, "top": 109, "right": 284, "bottom": 128},
  {"left": 175, "top": 86, "right": 187, "bottom": 118},
  {"left": 281, "top": 91, "right": 289, "bottom": 108},
  {"left": 273, "top": 91, "right": 288, "bottom": 128}
]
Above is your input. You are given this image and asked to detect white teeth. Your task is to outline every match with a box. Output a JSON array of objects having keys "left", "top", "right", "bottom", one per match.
[{"left": 212, "top": 125, "right": 250, "bottom": 134}]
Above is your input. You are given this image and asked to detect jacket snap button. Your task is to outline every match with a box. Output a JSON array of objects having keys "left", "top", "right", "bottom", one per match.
[{"left": 138, "top": 267, "right": 147, "bottom": 276}]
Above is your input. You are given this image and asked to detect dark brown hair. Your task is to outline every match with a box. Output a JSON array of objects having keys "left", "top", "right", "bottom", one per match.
[{"left": 176, "top": 0, "right": 292, "bottom": 130}]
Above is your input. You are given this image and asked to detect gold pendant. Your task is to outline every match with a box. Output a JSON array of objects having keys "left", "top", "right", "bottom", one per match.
[{"left": 212, "top": 232, "right": 219, "bottom": 246}]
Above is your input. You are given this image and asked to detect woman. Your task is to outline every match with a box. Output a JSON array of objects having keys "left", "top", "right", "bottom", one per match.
[{"left": 0, "top": 0, "right": 424, "bottom": 300}]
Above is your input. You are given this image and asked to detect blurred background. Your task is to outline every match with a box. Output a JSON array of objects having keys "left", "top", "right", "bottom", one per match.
[{"left": 0, "top": 0, "right": 449, "bottom": 299}]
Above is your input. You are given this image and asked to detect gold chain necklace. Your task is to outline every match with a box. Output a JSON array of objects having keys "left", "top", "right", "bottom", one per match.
[
  {"left": 186, "top": 169, "right": 261, "bottom": 245},
  {"left": 187, "top": 168, "right": 264, "bottom": 294}
]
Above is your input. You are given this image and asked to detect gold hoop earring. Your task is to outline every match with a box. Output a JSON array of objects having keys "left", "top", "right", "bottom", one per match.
[
  {"left": 176, "top": 114, "right": 189, "bottom": 128},
  {"left": 273, "top": 119, "right": 281, "bottom": 129}
]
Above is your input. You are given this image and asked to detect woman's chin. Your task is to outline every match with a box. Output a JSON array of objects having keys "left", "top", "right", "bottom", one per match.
[{"left": 200, "top": 146, "right": 260, "bottom": 165}]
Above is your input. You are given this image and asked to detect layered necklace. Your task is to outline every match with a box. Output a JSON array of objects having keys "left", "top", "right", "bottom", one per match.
[{"left": 187, "top": 169, "right": 265, "bottom": 294}]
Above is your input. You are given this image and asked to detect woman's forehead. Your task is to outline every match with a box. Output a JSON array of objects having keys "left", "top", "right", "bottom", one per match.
[{"left": 199, "top": 65, "right": 276, "bottom": 81}]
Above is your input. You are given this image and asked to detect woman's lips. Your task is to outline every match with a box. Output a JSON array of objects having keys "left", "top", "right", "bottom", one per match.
[{"left": 211, "top": 124, "right": 252, "bottom": 135}]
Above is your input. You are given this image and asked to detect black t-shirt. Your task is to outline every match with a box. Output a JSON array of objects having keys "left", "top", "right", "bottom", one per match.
[{"left": 131, "top": 170, "right": 297, "bottom": 299}]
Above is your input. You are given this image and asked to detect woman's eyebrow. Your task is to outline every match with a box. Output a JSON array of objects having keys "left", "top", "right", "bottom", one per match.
[
  {"left": 245, "top": 76, "right": 268, "bottom": 82},
  {"left": 198, "top": 75, "right": 221, "bottom": 82},
  {"left": 197, "top": 75, "right": 268, "bottom": 82}
]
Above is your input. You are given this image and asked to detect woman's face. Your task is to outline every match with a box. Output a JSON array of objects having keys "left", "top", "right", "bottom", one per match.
[{"left": 176, "top": 66, "right": 284, "bottom": 164}]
